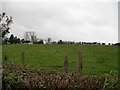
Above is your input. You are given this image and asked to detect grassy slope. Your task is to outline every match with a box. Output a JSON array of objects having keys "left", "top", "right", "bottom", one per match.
[{"left": 2, "top": 44, "right": 118, "bottom": 75}]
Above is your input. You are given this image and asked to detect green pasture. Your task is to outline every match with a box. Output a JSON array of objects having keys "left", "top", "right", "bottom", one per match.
[{"left": 2, "top": 44, "right": 118, "bottom": 75}]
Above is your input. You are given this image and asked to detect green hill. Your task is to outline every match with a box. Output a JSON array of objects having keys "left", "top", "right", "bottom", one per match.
[{"left": 2, "top": 44, "right": 118, "bottom": 75}]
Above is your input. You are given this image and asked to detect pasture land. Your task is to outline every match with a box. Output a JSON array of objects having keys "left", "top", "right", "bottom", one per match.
[{"left": 2, "top": 44, "right": 118, "bottom": 75}]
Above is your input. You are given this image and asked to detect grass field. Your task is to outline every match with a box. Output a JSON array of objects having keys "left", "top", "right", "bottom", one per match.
[{"left": 2, "top": 44, "right": 118, "bottom": 75}]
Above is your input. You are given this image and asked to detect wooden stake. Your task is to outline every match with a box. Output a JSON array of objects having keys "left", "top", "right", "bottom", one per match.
[
  {"left": 77, "top": 51, "right": 82, "bottom": 74},
  {"left": 64, "top": 56, "right": 69, "bottom": 73},
  {"left": 22, "top": 52, "right": 25, "bottom": 66}
]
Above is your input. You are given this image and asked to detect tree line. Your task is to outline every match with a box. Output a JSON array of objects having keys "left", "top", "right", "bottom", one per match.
[
  {"left": 0, "top": 12, "right": 118, "bottom": 46},
  {"left": 2, "top": 36, "right": 115, "bottom": 46}
]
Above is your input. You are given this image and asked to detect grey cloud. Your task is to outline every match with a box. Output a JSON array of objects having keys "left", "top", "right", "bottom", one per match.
[{"left": 2, "top": 1, "right": 118, "bottom": 43}]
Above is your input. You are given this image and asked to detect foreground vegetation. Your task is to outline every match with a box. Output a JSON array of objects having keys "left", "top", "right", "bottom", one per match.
[
  {"left": 2, "top": 44, "right": 119, "bottom": 89},
  {"left": 2, "top": 44, "right": 118, "bottom": 75},
  {"left": 2, "top": 61, "right": 119, "bottom": 90}
]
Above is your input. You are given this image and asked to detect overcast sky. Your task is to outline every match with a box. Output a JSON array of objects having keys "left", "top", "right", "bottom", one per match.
[{"left": 1, "top": 0, "right": 118, "bottom": 43}]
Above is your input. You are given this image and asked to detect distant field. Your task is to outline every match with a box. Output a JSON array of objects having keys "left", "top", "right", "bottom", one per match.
[{"left": 2, "top": 44, "right": 118, "bottom": 75}]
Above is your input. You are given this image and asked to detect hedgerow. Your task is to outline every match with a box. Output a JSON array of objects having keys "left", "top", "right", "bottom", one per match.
[{"left": 2, "top": 61, "right": 119, "bottom": 90}]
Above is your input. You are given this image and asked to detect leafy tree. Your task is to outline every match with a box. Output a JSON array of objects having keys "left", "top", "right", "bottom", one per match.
[
  {"left": 0, "top": 12, "right": 13, "bottom": 44},
  {"left": 24, "top": 40, "right": 30, "bottom": 44},
  {"left": 16, "top": 38, "right": 21, "bottom": 44},
  {"left": 14, "top": 36, "right": 18, "bottom": 44},
  {"left": 58, "top": 39, "right": 63, "bottom": 44},
  {"left": 2, "top": 38, "right": 9, "bottom": 44},
  {"left": 38, "top": 40, "right": 43, "bottom": 44},
  {"left": 9, "top": 34, "right": 21, "bottom": 44},
  {"left": 21, "top": 39, "right": 25, "bottom": 44},
  {"left": 47, "top": 38, "right": 52, "bottom": 44},
  {"left": 9, "top": 34, "right": 14, "bottom": 44}
]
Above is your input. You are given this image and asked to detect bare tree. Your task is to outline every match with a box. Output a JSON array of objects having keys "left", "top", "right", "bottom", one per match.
[{"left": 24, "top": 31, "right": 37, "bottom": 44}]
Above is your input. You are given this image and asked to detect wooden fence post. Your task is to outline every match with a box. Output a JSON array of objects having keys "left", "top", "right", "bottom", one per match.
[
  {"left": 22, "top": 52, "right": 25, "bottom": 66},
  {"left": 64, "top": 56, "right": 69, "bottom": 73},
  {"left": 77, "top": 51, "right": 83, "bottom": 74}
]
